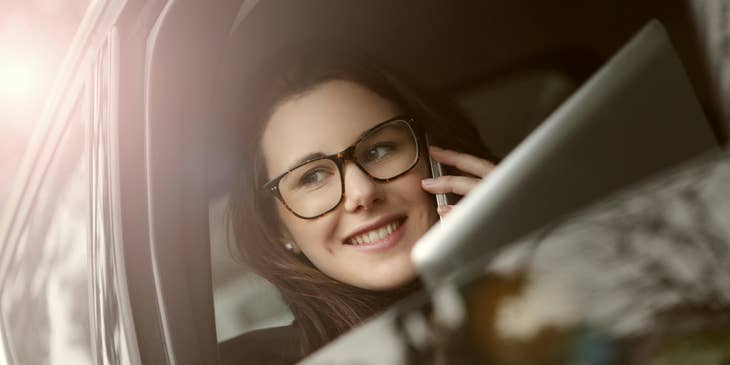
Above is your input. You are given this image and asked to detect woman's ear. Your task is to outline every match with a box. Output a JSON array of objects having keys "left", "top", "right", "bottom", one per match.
[
  {"left": 279, "top": 229, "right": 302, "bottom": 254},
  {"left": 283, "top": 241, "right": 302, "bottom": 254}
]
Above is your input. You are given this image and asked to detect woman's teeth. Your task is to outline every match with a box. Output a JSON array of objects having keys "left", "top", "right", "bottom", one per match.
[{"left": 349, "top": 220, "right": 401, "bottom": 245}]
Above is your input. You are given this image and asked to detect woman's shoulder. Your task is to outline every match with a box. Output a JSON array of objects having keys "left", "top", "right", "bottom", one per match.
[{"left": 219, "top": 323, "right": 301, "bottom": 365}]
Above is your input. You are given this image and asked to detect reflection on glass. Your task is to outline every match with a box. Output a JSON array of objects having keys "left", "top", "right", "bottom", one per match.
[
  {"left": 394, "top": 152, "right": 730, "bottom": 365},
  {"left": 0, "top": 97, "right": 93, "bottom": 365},
  {"left": 87, "top": 32, "right": 138, "bottom": 365}
]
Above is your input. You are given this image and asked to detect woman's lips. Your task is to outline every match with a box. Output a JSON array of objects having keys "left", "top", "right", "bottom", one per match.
[{"left": 344, "top": 217, "right": 406, "bottom": 252}]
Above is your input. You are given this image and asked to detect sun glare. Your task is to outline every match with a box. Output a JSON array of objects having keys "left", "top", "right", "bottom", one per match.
[{"left": 0, "top": 59, "right": 38, "bottom": 102}]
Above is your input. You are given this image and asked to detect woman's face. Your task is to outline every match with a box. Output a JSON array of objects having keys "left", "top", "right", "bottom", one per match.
[{"left": 260, "top": 80, "right": 438, "bottom": 290}]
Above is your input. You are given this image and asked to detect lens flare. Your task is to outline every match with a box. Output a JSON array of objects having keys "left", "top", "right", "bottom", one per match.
[{"left": 0, "top": 58, "right": 38, "bottom": 102}]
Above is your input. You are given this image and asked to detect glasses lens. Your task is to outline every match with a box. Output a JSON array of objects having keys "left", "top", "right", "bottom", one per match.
[
  {"left": 279, "top": 158, "right": 342, "bottom": 218},
  {"left": 274, "top": 119, "right": 419, "bottom": 218},
  {"left": 354, "top": 120, "right": 418, "bottom": 179}
]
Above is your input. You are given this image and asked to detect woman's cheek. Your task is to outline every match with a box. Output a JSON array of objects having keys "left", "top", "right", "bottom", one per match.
[{"left": 281, "top": 208, "right": 340, "bottom": 255}]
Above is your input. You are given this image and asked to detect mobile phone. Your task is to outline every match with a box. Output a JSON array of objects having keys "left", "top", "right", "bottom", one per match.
[{"left": 425, "top": 135, "right": 449, "bottom": 213}]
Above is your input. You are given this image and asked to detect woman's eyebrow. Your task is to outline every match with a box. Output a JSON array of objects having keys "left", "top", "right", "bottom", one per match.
[
  {"left": 288, "top": 152, "right": 326, "bottom": 171},
  {"left": 284, "top": 121, "right": 381, "bottom": 171}
]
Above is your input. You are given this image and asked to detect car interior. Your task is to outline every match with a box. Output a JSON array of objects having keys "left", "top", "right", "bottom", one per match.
[
  {"left": 1, "top": 1, "right": 727, "bottom": 364},
  {"left": 127, "top": 1, "right": 726, "bottom": 364}
]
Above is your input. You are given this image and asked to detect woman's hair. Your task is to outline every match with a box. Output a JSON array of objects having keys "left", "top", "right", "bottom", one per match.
[{"left": 228, "top": 43, "right": 496, "bottom": 355}]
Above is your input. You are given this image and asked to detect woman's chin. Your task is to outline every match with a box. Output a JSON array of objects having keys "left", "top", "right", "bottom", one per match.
[{"left": 355, "top": 267, "right": 418, "bottom": 291}]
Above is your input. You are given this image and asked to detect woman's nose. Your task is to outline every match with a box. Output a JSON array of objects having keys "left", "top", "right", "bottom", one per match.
[{"left": 342, "top": 163, "right": 381, "bottom": 212}]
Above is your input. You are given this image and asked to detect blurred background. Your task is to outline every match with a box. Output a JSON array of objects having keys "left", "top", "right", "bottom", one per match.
[{"left": 0, "top": 0, "right": 90, "bottom": 208}]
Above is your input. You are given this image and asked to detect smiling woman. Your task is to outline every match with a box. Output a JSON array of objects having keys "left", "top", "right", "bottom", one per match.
[
  {"left": 227, "top": 45, "right": 497, "bottom": 359},
  {"left": 261, "top": 83, "right": 436, "bottom": 291}
]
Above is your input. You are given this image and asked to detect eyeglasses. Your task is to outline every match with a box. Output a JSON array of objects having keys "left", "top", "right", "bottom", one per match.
[{"left": 262, "top": 116, "right": 421, "bottom": 219}]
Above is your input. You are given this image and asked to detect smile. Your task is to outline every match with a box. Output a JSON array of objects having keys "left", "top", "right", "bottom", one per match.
[{"left": 347, "top": 219, "right": 403, "bottom": 245}]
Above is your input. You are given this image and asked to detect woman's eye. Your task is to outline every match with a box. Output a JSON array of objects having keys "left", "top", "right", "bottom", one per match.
[
  {"left": 298, "top": 168, "right": 331, "bottom": 187},
  {"left": 364, "top": 143, "right": 396, "bottom": 162}
]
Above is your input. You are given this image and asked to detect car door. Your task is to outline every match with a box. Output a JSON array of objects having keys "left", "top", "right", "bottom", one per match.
[
  {"left": 0, "top": 0, "right": 203, "bottom": 363},
  {"left": 0, "top": 1, "right": 141, "bottom": 362}
]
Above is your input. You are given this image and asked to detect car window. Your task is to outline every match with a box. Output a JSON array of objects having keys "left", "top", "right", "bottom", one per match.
[
  {"left": 87, "top": 30, "right": 140, "bottom": 365},
  {"left": 0, "top": 27, "right": 136, "bottom": 365},
  {"left": 0, "top": 94, "right": 93, "bottom": 364}
]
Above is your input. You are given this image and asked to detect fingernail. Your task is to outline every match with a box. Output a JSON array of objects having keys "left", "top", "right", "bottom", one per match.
[
  {"left": 429, "top": 145, "right": 443, "bottom": 152},
  {"left": 437, "top": 205, "right": 452, "bottom": 215},
  {"left": 421, "top": 178, "right": 436, "bottom": 186}
]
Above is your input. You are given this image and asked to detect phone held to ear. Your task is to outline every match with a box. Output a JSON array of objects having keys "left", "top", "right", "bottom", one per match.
[{"left": 426, "top": 135, "right": 449, "bottom": 219}]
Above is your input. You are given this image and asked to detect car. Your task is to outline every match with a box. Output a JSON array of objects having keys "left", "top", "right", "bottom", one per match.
[{"left": 0, "top": 0, "right": 726, "bottom": 364}]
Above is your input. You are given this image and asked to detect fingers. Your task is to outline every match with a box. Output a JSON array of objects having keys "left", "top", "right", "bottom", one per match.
[
  {"left": 437, "top": 204, "right": 453, "bottom": 217},
  {"left": 421, "top": 175, "right": 481, "bottom": 196},
  {"left": 422, "top": 147, "right": 495, "bottom": 210},
  {"left": 429, "top": 145, "right": 495, "bottom": 177}
]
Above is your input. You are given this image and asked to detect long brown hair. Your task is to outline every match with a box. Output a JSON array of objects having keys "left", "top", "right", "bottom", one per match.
[{"left": 228, "top": 43, "right": 496, "bottom": 356}]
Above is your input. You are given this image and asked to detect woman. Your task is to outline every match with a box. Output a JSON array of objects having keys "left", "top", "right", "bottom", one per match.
[{"left": 228, "top": 44, "right": 497, "bottom": 358}]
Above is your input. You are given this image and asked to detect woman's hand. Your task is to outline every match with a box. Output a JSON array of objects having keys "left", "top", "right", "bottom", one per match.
[{"left": 420, "top": 145, "right": 495, "bottom": 217}]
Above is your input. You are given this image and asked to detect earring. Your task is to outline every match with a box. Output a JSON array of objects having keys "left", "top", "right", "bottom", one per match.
[{"left": 284, "top": 242, "right": 295, "bottom": 251}]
